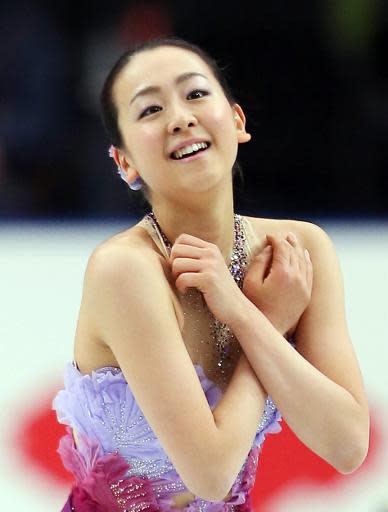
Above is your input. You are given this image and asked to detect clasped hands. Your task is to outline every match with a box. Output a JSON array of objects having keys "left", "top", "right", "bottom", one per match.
[{"left": 169, "top": 231, "right": 313, "bottom": 337}]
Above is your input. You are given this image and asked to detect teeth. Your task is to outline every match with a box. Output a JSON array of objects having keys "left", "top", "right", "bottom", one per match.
[{"left": 173, "top": 142, "right": 208, "bottom": 159}]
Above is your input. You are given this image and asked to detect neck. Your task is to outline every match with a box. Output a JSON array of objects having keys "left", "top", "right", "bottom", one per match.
[{"left": 150, "top": 182, "right": 236, "bottom": 263}]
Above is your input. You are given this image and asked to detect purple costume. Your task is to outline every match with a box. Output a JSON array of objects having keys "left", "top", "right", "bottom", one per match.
[{"left": 53, "top": 361, "right": 282, "bottom": 511}]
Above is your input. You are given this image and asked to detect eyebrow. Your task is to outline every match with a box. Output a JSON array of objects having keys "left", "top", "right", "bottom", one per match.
[{"left": 129, "top": 72, "right": 208, "bottom": 105}]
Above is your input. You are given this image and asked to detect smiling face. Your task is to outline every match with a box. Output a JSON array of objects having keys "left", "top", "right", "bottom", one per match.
[{"left": 112, "top": 45, "right": 250, "bottom": 204}]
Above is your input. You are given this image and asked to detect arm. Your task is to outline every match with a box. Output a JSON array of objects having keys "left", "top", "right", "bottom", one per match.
[
  {"left": 83, "top": 243, "right": 266, "bottom": 501},
  {"left": 229, "top": 223, "right": 370, "bottom": 474},
  {"left": 212, "top": 352, "right": 266, "bottom": 495}
]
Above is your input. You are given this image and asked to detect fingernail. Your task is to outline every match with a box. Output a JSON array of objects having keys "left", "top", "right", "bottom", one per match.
[
  {"left": 288, "top": 231, "right": 297, "bottom": 241},
  {"left": 304, "top": 249, "right": 310, "bottom": 260}
]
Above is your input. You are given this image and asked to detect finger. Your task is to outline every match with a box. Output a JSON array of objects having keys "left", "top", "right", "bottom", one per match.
[
  {"left": 296, "top": 246, "right": 306, "bottom": 274},
  {"left": 171, "top": 257, "right": 202, "bottom": 279},
  {"left": 286, "top": 231, "right": 298, "bottom": 248},
  {"left": 249, "top": 245, "right": 273, "bottom": 282},
  {"left": 304, "top": 249, "right": 313, "bottom": 290},
  {"left": 288, "top": 243, "right": 308, "bottom": 286},
  {"left": 170, "top": 244, "right": 203, "bottom": 262},
  {"left": 175, "top": 233, "right": 209, "bottom": 248},
  {"left": 285, "top": 234, "right": 303, "bottom": 268},
  {"left": 286, "top": 232, "right": 306, "bottom": 268},
  {"left": 289, "top": 246, "right": 299, "bottom": 272},
  {"left": 266, "top": 234, "right": 291, "bottom": 266},
  {"left": 175, "top": 272, "right": 202, "bottom": 294},
  {"left": 290, "top": 237, "right": 307, "bottom": 272}
]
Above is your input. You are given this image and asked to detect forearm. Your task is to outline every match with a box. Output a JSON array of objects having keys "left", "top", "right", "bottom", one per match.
[
  {"left": 229, "top": 296, "right": 369, "bottom": 473},
  {"left": 212, "top": 352, "right": 266, "bottom": 493}
]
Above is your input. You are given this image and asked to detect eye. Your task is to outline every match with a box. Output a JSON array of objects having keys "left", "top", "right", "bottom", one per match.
[
  {"left": 187, "top": 89, "right": 209, "bottom": 100},
  {"left": 139, "top": 105, "right": 162, "bottom": 119}
]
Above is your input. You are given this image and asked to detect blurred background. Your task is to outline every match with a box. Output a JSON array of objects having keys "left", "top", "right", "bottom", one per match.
[
  {"left": 1, "top": 1, "right": 387, "bottom": 511},
  {"left": 1, "top": 0, "right": 388, "bottom": 219}
]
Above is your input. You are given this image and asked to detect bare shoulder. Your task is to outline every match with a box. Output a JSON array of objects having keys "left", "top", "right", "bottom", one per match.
[
  {"left": 74, "top": 222, "right": 171, "bottom": 372},
  {"left": 82, "top": 222, "right": 177, "bottom": 338},
  {"left": 87, "top": 223, "right": 164, "bottom": 279},
  {"left": 244, "top": 215, "right": 333, "bottom": 254}
]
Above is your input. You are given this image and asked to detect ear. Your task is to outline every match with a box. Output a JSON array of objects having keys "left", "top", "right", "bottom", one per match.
[
  {"left": 110, "top": 146, "right": 139, "bottom": 183},
  {"left": 232, "top": 104, "right": 251, "bottom": 144}
]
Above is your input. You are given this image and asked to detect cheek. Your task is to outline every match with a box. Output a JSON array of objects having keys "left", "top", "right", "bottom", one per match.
[
  {"left": 208, "top": 107, "right": 238, "bottom": 154},
  {"left": 127, "top": 126, "right": 163, "bottom": 164},
  {"left": 135, "top": 125, "right": 163, "bottom": 150},
  {"left": 141, "top": 124, "right": 163, "bottom": 142},
  {"left": 209, "top": 105, "right": 230, "bottom": 127},
  {"left": 207, "top": 103, "right": 235, "bottom": 136}
]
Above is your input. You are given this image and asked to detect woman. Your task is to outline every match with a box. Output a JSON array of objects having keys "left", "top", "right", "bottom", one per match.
[{"left": 53, "top": 38, "right": 370, "bottom": 511}]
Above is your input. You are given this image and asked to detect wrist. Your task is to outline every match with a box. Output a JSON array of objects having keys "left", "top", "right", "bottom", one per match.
[
  {"left": 262, "top": 313, "right": 289, "bottom": 337},
  {"left": 228, "top": 294, "right": 288, "bottom": 338},
  {"left": 227, "top": 293, "right": 260, "bottom": 332}
]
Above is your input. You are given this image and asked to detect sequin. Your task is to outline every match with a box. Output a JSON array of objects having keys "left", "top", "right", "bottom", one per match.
[
  {"left": 124, "top": 456, "right": 177, "bottom": 480},
  {"left": 257, "top": 397, "right": 277, "bottom": 431}
]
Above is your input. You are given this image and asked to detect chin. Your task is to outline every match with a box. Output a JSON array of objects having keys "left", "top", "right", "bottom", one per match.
[{"left": 181, "top": 173, "right": 231, "bottom": 198}]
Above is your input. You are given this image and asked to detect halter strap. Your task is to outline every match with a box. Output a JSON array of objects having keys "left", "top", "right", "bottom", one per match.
[{"left": 137, "top": 213, "right": 256, "bottom": 264}]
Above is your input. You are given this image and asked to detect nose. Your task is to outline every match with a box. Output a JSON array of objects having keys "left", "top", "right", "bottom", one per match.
[{"left": 167, "top": 106, "right": 198, "bottom": 134}]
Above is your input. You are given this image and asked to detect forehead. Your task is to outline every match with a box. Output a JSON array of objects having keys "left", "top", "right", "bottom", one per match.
[{"left": 115, "top": 46, "right": 217, "bottom": 98}]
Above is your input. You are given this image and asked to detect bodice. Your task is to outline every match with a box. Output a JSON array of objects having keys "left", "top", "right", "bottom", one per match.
[{"left": 53, "top": 360, "right": 282, "bottom": 511}]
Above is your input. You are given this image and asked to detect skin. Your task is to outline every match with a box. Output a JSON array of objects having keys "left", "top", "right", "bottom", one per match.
[
  {"left": 74, "top": 46, "right": 370, "bottom": 506},
  {"left": 111, "top": 46, "right": 250, "bottom": 262}
]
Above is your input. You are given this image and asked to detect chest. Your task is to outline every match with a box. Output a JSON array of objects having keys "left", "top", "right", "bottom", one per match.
[{"left": 174, "top": 287, "right": 242, "bottom": 392}]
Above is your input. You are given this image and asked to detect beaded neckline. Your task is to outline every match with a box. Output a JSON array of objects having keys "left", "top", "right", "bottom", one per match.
[
  {"left": 146, "top": 211, "right": 247, "bottom": 283},
  {"left": 145, "top": 211, "right": 249, "bottom": 384}
]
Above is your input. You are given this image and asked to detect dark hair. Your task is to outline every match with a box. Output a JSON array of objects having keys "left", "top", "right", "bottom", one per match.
[{"left": 100, "top": 37, "right": 243, "bottom": 200}]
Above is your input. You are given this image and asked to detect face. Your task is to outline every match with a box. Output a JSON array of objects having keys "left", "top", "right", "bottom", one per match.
[{"left": 112, "top": 46, "right": 250, "bottom": 202}]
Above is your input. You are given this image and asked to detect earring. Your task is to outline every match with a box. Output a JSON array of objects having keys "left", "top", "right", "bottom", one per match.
[
  {"left": 116, "top": 166, "right": 127, "bottom": 182},
  {"left": 128, "top": 176, "right": 144, "bottom": 191},
  {"left": 109, "top": 146, "right": 143, "bottom": 191},
  {"left": 116, "top": 167, "right": 144, "bottom": 190}
]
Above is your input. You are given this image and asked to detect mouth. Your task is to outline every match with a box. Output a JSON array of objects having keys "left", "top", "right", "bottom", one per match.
[{"left": 170, "top": 141, "right": 211, "bottom": 160}]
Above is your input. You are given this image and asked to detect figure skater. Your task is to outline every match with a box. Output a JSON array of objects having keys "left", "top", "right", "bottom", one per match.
[{"left": 53, "top": 37, "right": 369, "bottom": 511}]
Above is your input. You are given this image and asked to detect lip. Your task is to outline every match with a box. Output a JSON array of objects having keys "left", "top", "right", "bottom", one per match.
[{"left": 168, "top": 138, "right": 211, "bottom": 157}]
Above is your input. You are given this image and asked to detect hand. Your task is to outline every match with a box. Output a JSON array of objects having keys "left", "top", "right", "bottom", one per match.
[
  {"left": 242, "top": 232, "right": 313, "bottom": 336},
  {"left": 169, "top": 234, "right": 244, "bottom": 325}
]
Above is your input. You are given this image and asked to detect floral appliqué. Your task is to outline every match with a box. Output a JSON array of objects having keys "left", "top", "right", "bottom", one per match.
[{"left": 58, "top": 427, "right": 160, "bottom": 511}]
